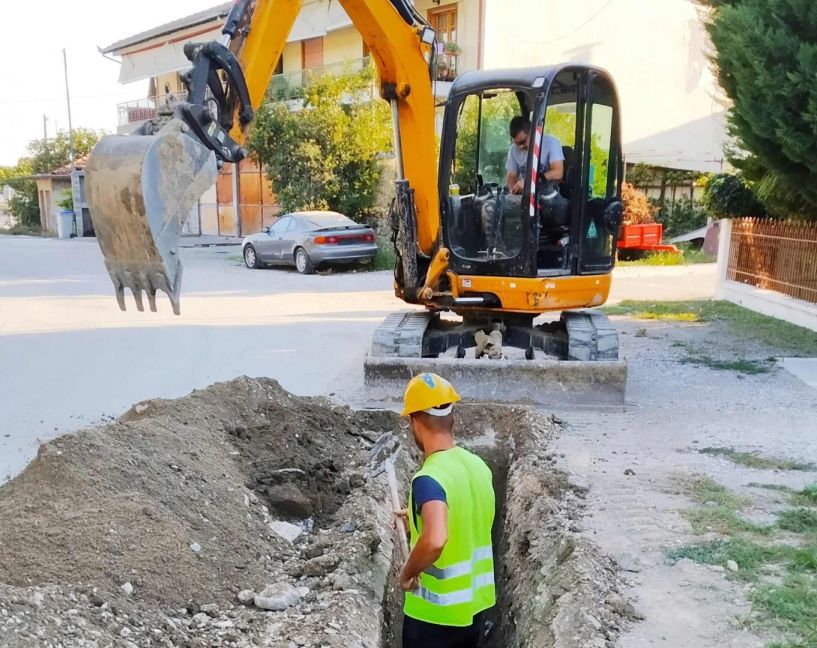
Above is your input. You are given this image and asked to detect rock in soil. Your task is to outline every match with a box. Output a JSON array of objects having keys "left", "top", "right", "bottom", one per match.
[{"left": 254, "top": 582, "right": 306, "bottom": 611}]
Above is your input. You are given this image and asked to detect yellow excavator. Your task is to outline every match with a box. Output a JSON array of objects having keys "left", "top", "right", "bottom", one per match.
[{"left": 86, "top": 0, "right": 626, "bottom": 407}]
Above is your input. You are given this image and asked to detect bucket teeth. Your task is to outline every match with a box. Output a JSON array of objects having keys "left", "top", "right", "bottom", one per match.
[{"left": 85, "top": 119, "right": 216, "bottom": 316}]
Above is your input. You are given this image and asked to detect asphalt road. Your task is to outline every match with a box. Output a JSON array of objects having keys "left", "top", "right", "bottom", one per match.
[{"left": 0, "top": 235, "right": 716, "bottom": 480}]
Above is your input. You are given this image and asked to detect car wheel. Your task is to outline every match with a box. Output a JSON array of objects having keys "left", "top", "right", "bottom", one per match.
[
  {"left": 244, "top": 244, "right": 261, "bottom": 269},
  {"left": 294, "top": 247, "right": 314, "bottom": 274}
]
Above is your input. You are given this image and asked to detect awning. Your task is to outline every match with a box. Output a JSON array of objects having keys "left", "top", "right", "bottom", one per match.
[
  {"left": 117, "top": 27, "right": 221, "bottom": 84},
  {"left": 288, "top": 0, "right": 352, "bottom": 41}
]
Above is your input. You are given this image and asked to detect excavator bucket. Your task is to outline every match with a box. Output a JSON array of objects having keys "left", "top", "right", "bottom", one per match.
[{"left": 85, "top": 120, "right": 217, "bottom": 315}]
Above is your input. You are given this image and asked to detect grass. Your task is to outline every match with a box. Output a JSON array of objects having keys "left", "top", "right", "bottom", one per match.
[
  {"left": 701, "top": 447, "right": 815, "bottom": 472},
  {"left": 603, "top": 300, "right": 817, "bottom": 356},
  {"left": 680, "top": 354, "right": 771, "bottom": 374},
  {"left": 683, "top": 506, "right": 771, "bottom": 535},
  {"left": 777, "top": 509, "right": 817, "bottom": 534},
  {"left": 670, "top": 475, "right": 817, "bottom": 645},
  {"left": 0, "top": 224, "right": 51, "bottom": 236},
  {"left": 751, "top": 574, "right": 817, "bottom": 644},
  {"left": 682, "top": 475, "right": 751, "bottom": 509},
  {"left": 749, "top": 483, "right": 796, "bottom": 493},
  {"left": 792, "top": 485, "right": 817, "bottom": 508},
  {"left": 617, "top": 243, "right": 716, "bottom": 266},
  {"left": 667, "top": 538, "right": 801, "bottom": 579},
  {"left": 372, "top": 233, "right": 396, "bottom": 271}
]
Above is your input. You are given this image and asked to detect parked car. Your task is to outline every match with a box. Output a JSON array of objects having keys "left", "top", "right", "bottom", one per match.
[{"left": 242, "top": 211, "right": 377, "bottom": 274}]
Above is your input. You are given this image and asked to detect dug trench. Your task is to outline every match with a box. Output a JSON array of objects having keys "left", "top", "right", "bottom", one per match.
[{"left": 0, "top": 377, "right": 638, "bottom": 647}]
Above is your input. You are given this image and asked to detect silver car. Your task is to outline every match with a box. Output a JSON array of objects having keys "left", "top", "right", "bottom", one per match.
[{"left": 242, "top": 211, "right": 378, "bottom": 274}]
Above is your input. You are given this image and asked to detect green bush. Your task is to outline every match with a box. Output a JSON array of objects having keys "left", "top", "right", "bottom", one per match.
[
  {"left": 652, "top": 197, "right": 709, "bottom": 238},
  {"left": 702, "top": 173, "right": 765, "bottom": 219},
  {"left": 704, "top": 0, "right": 817, "bottom": 220},
  {"left": 249, "top": 63, "right": 392, "bottom": 221}
]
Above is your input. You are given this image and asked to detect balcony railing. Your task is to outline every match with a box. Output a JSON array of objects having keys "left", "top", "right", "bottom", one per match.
[
  {"left": 116, "top": 91, "right": 188, "bottom": 126},
  {"left": 267, "top": 56, "right": 372, "bottom": 101}
]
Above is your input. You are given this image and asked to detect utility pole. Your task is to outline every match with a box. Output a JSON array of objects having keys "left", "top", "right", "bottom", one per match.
[
  {"left": 42, "top": 115, "right": 48, "bottom": 146},
  {"left": 63, "top": 48, "right": 75, "bottom": 166}
]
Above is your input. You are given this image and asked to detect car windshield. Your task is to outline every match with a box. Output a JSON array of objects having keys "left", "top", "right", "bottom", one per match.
[{"left": 302, "top": 213, "right": 359, "bottom": 229}]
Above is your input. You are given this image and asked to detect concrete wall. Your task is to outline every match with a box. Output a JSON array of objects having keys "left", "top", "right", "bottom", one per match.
[
  {"left": 324, "top": 27, "right": 364, "bottom": 65},
  {"left": 715, "top": 220, "right": 817, "bottom": 333},
  {"left": 282, "top": 41, "right": 302, "bottom": 73},
  {"left": 482, "top": 0, "right": 727, "bottom": 173}
]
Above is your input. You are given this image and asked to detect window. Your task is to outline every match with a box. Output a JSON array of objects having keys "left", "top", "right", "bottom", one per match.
[
  {"left": 588, "top": 103, "right": 614, "bottom": 199},
  {"left": 270, "top": 216, "right": 291, "bottom": 234},
  {"left": 428, "top": 5, "right": 457, "bottom": 43},
  {"left": 428, "top": 5, "right": 458, "bottom": 80},
  {"left": 447, "top": 89, "right": 526, "bottom": 262}
]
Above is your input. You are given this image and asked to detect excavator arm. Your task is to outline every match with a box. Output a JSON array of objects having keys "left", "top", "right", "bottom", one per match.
[{"left": 86, "top": 0, "right": 440, "bottom": 314}]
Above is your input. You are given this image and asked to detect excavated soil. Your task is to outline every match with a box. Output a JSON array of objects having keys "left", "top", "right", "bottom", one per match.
[{"left": 0, "top": 377, "right": 635, "bottom": 647}]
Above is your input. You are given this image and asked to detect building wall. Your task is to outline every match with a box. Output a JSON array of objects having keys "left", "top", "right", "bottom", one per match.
[
  {"left": 155, "top": 71, "right": 185, "bottom": 95},
  {"left": 35, "top": 178, "right": 71, "bottom": 234},
  {"left": 324, "top": 27, "right": 364, "bottom": 65},
  {"left": 413, "top": 0, "right": 480, "bottom": 74},
  {"left": 282, "top": 41, "right": 302, "bottom": 73},
  {"left": 482, "top": 0, "right": 726, "bottom": 173}
]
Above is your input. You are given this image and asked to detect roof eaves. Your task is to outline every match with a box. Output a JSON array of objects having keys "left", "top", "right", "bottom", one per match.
[{"left": 101, "top": 2, "right": 231, "bottom": 55}]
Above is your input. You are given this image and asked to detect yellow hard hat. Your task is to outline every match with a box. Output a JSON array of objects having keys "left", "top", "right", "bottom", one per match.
[{"left": 401, "top": 373, "right": 461, "bottom": 417}]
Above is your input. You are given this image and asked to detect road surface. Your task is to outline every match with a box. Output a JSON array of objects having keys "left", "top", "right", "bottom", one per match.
[{"left": 0, "top": 235, "right": 716, "bottom": 480}]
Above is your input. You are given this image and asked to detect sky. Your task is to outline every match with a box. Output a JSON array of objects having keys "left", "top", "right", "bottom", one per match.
[{"left": 0, "top": 0, "right": 216, "bottom": 166}]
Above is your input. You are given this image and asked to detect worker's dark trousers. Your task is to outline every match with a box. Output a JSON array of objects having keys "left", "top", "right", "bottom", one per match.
[{"left": 402, "top": 611, "right": 486, "bottom": 648}]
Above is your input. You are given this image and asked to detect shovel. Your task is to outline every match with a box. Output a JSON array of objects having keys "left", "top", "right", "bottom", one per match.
[{"left": 369, "top": 432, "right": 410, "bottom": 563}]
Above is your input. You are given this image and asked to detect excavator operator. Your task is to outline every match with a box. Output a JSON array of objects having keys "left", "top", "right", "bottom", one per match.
[{"left": 505, "top": 115, "right": 565, "bottom": 194}]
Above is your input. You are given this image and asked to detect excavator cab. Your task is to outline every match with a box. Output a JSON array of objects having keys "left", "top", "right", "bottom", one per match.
[{"left": 439, "top": 66, "right": 623, "bottom": 291}]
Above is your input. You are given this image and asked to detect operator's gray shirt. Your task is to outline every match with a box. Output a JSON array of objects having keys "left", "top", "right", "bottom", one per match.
[{"left": 506, "top": 134, "right": 565, "bottom": 181}]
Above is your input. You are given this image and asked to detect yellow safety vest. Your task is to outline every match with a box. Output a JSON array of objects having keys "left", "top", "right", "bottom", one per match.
[{"left": 405, "top": 446, "right": 496, "bottom": 626}]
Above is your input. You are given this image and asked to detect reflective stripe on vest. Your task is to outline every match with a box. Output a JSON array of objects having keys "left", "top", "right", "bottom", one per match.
[
  {"left": 404, "top": 446, "right": 496, "bottom": 626},
  {"left": 423, "top": 545, "right": 493, "bottom": 580},
  {"left": 415, "top": 571, "right": 495, "bottom": 606}
]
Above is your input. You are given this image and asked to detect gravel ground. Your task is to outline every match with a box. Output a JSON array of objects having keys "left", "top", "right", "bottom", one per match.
[{"left": 555, "top": 314, "right": 817, "bottom": 647}]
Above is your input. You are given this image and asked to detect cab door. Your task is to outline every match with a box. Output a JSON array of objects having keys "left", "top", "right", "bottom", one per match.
[{"left": 577, "top": 72, "right": 623, "bottom": 274}]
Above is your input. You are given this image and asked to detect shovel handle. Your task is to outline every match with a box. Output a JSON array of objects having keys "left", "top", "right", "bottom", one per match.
[{"left": 385, "top": 458, "right": 410, "bottom": 562}]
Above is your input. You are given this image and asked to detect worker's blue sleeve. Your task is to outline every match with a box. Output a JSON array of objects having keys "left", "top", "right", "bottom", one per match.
[{"left": 411, "top": 475, "right": 447, "bottom": 528}]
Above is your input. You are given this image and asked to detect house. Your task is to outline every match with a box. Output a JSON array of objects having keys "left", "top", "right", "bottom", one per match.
[
  {"left": 29, "top": 157, "right": 91, "bottom": 236},
  {"left": 100, "top": 0, "right": 726, "bottom": 236}
]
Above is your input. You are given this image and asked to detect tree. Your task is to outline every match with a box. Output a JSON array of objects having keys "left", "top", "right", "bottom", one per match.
[
  {"left": 248, "top": 65, "right": 393, "bottom": 219},
  {"left": 2, "top": 128, "right": 103, "bottom": 228},
  {"left": 702, "top": 173, "right": 766, "bottom": 219},
  {"left": 703, "top": 0, "right": 817, "bottom": 219}
]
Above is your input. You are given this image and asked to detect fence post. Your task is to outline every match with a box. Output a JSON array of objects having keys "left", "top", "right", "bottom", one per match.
[{"left": 715, "top": 218, "right": 732, "bottom": 298}]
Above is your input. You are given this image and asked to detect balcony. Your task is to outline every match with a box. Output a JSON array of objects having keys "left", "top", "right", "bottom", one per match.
[
  {"left": 116, "top": 91, "right": 188, "bottom": 127},
  {"left": 267, "top": 56, "right": 372, "bottom": 101}
]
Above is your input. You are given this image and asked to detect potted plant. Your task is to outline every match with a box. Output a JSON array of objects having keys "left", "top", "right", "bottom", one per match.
[{"left": 443, "top": 41, "right": 461, "bottom": 57}]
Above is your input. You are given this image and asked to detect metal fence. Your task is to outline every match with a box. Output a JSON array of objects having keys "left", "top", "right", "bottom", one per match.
[
  {"left": 268, "top": 56, "right": 371, "bottom": 101},
  {"left": 117, "top": 91, "right": 188, "bottom": 126},
  {"left": 727, "top": 218, "right": 817, "bottom": 305}
]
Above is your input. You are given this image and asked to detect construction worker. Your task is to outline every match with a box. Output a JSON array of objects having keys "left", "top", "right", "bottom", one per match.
[{"left": 397, "top": 373, "right": 496, "bottom": 647}]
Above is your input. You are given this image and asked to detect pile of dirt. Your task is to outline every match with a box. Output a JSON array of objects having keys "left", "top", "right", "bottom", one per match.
[
  {"left": 0, "top": 377, "right": 404, "bottom": 647},
  {"left": 0, "top": 376, "right": 636, "bottom": 648}
]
